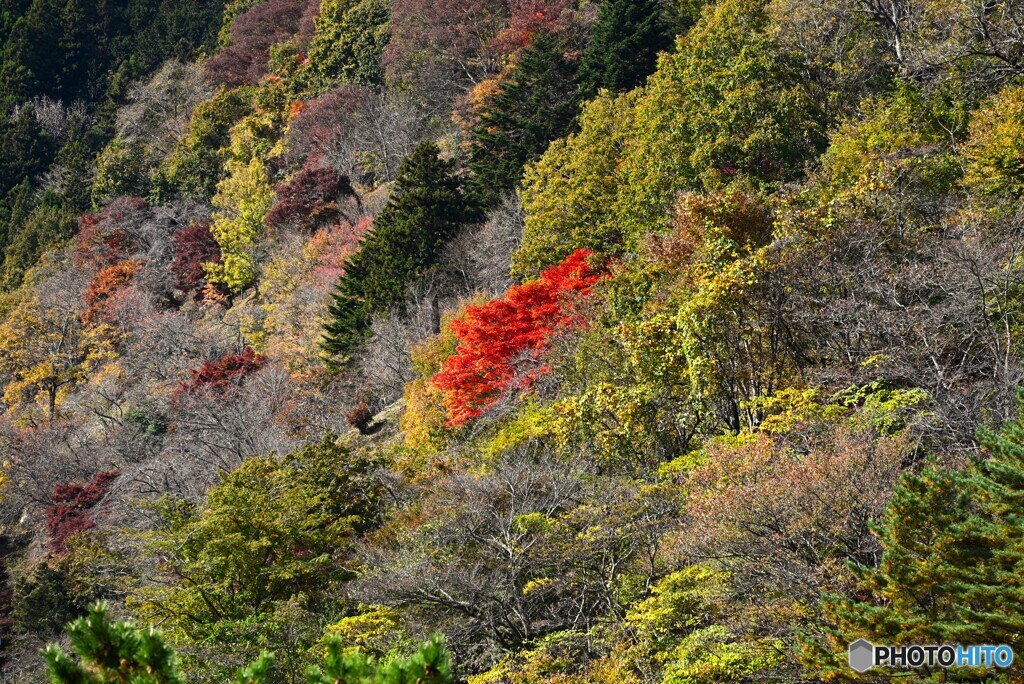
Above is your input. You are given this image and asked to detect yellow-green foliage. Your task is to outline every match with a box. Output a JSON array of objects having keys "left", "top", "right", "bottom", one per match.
[
  {"left": 515, "top": 0, "right": 823, "bottom": 274},
  {"left": 747, "top": 387, "right": 846, "bottom": 435},
  {"left": 819, "top": 85, "right": 961, "bottom": 199},
  {"left": 205, "top": 157, "right": 274, "bottom": 292},
  {"left": 217, "top": 0, "right": 263, "bottom": 46},
  {"left": 326, "top": 605, "right": 411, "bottom": 659},
  {"left": 551, "top": 190, "right": 789, "bottom": 467},
  {"left": 228, "top": 81, "right": 292, "bottom": 164},
  {"left": 515, "top": 91, "right": 636, "bottom": 276},
  {"left": 92, "top": 137, "right": 150, "bottom": 204},
  {"left": 129, "top": 436, "right": 383, "bottom": 679},
  {"left": 162, "top": 86, "right": 254, "bottom": 197},
  {"left": 616, "top": 0, "right": 821, "bottom": 237},
  {"left": 401, "top": 297, "right": 486, "bottom": 453},
  {"left": 471, "top": 567, "right": 782, "bottom": 684},
  {"left": 308, "top": 0, "right": 390, "bottom": 86},
  {"left": 963, "top": 84, "right": 1024, "bottom": 198},
  {"left": 479, "top": 401, "right": 558, "bottom": 462},
  {"left": 0, "top": 292, "right": 112, "bottom": 420},
  {"left": 553, "top": 310, "right": 698, "bottom": 471},
  {"left": 467, "top": 631, "right": 595, "bottom": 684},
  {"left": 624, "top": 567, "right": 784, "bottom": 684},
  {"left": 832, "top": 381, "right": 930, "bottom": 435}
]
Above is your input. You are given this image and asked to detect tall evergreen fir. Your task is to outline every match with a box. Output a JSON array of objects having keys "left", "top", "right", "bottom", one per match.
[
  {"left": 579, "top": 0, "right": 673, "bottom": 97},
  {"left": 321, "top": 142, "right": 471, "bottom": 369},
  {"left": 807, "top": 404, "right": 1024, "bottom": 678},
  {"left": 468, "top": 31, "right": 579, "bottom": 207}
]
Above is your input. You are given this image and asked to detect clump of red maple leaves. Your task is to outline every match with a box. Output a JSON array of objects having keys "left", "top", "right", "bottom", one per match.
[
  {"left": 45, "top": 470, "right": 119, "bottom": 555},
  {"left": 434, "top": 249, "right": 602, "bottom": 426},
  {"left": 178, "top": 347, "right": 266, "bottom": 396}
]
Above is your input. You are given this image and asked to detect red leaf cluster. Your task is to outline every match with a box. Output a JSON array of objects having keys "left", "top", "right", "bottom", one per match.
[
  {"left": 45, "top": 471, "right": 119, "bottom": 555},
  {"left": 74, "top": 197, "right": 149, "bottom": 269},
  {"left": 179, "top": 347, "right": 266, "bottom": 396},
  {"left": 83, "top": 260, "right": 141, "bottom": 325},
  {"left": 265, "top": 164, "right": 354, "bottom": 233},
  {"left": 171, "top": 219, "right": 222, "bottom": 296},
  {"left": 433, "top": 249, "right": 601, "bottom": 426},
  {"left": 205, "top": 0, "right": 305, "bottom": 87}
]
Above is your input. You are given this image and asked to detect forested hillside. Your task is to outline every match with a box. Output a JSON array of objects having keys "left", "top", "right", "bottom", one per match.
[{"left": 2, "top": 0, "right": 1024, "bottom": 681}]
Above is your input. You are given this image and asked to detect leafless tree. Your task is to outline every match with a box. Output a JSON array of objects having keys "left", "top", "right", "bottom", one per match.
[{"left": 117, "top": 61, "right": 212, "bottom": 159}]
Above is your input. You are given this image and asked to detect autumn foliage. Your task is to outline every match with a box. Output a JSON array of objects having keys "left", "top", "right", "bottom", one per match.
[
  {"left": 265, "top": 164, "right": 354, "bottom": 233},
  {"left": 434, "top": 249, "right": 601, "bottom": 426},
  {"left": 82, "top": 260, "right": 141, "bottom": 325},
  {"left": 204, "top": 0, "right": 306, "bottom": 86},
  {"left": 178, "top": 347, "right": 266, "bottom": 396},
  {"left": 171, "top": 218, "right": 222, "bottom": 296},
  {"left": 346, "top": 402, "right": 374, "bottom": 434},
  {"left": 73, "top": 198, "right": 149, "bottom": 269},
  {"left": 45, "top": 471, "right": 119, "bottom": 555}
]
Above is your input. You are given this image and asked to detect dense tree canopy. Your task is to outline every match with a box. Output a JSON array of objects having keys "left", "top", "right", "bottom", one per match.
[{"left": 3, "top": 0, "right": 1024, "bottom": 681}]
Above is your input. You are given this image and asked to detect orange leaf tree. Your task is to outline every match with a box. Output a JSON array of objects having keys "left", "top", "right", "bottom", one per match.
[{"left": 434, "top": 249, "right": 601, "bottom": 426}]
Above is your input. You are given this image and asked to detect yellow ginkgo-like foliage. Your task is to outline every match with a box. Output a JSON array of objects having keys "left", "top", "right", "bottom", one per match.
[
  {"left": 0, "top": 295, "right": 108, "bottom": 419},
  {"left": 205, "top": 156, "right": 274, "bottom": 293}
]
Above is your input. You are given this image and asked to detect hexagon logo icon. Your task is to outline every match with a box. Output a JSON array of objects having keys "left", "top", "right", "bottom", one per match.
[{"left": 849, "top": 638, "right": 874, "bottom": 673}]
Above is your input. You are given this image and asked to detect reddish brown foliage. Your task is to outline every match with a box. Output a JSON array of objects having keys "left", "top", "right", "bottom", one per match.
[
  {"left": 306, "top": 217, "right": 373, "bottom": 285},
  {"left": 647, "top": 191, "right": 774, "bottom": 274},
  {"left": 384, "top": 0, "right": 507, "bottom": 89},
  {"left": 346, "top": 402, "right": 374, "bottom": 434},
  {"left": 385, "top": 0, "right": 576, "bottom": 106},
  {"left": 680, "top": 424, "right": 909, "bottom": 593},
  {"left": 179, "top": 347, "right": 266, "bottom": 396},
  {"left": 171, "top": 219, "right": 222, "bottom": 296},
  {"left": 491, "top": 0, "right": 574, "bottom": 54},
  {"left": 296, "top": 0, "right": 320, "bottom": 47},
  {"left": 205, "top": 0, "right": 306, "bottom": 86},
  {"left": 434, "top": 249, "right": 602, "bottom": 426},
  {"left": 286, "top": 84, "right": 373, "bottom": 166},
  {"left": 265, "top": 164, "right": 355, "bottom": 233},
  {"left": 45, "top": 471, "right": 119, "bottom": 555},
  {"left": 74, "top": 197, "right": 149, "bottom": 269},
  {"left": 83, "top": 260, "right": 141, "bottom": 325}
]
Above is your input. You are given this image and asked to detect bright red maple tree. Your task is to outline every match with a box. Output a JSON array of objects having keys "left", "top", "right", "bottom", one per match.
[{"left": 433, "top": 249, "right": 601, "bottom": 426}]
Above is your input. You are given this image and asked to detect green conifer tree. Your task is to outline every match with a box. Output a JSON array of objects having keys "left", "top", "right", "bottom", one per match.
[
  {"left": 45, "top": 604, "right": 452, "bottom": 684},
  {"left": 307, "top": 634, "right": 451, "bottom": 684},
  {"left": 321, "top": 142, "right": 471, "bottom": 368},
  {"left": 468, "top": 31, "right": 579, "bottom": 207},
  {"left": 0, "top": 102, "right": 52, "bottom": 200},
  {"left": 43, "top": 603, "right": 184, "bottom": 684},
  {"left": 578, "top": 0, "right": 672, "bottom": 97},
  {"left": 807, "top": 403, "right": 1024, "bottom": 678}
]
